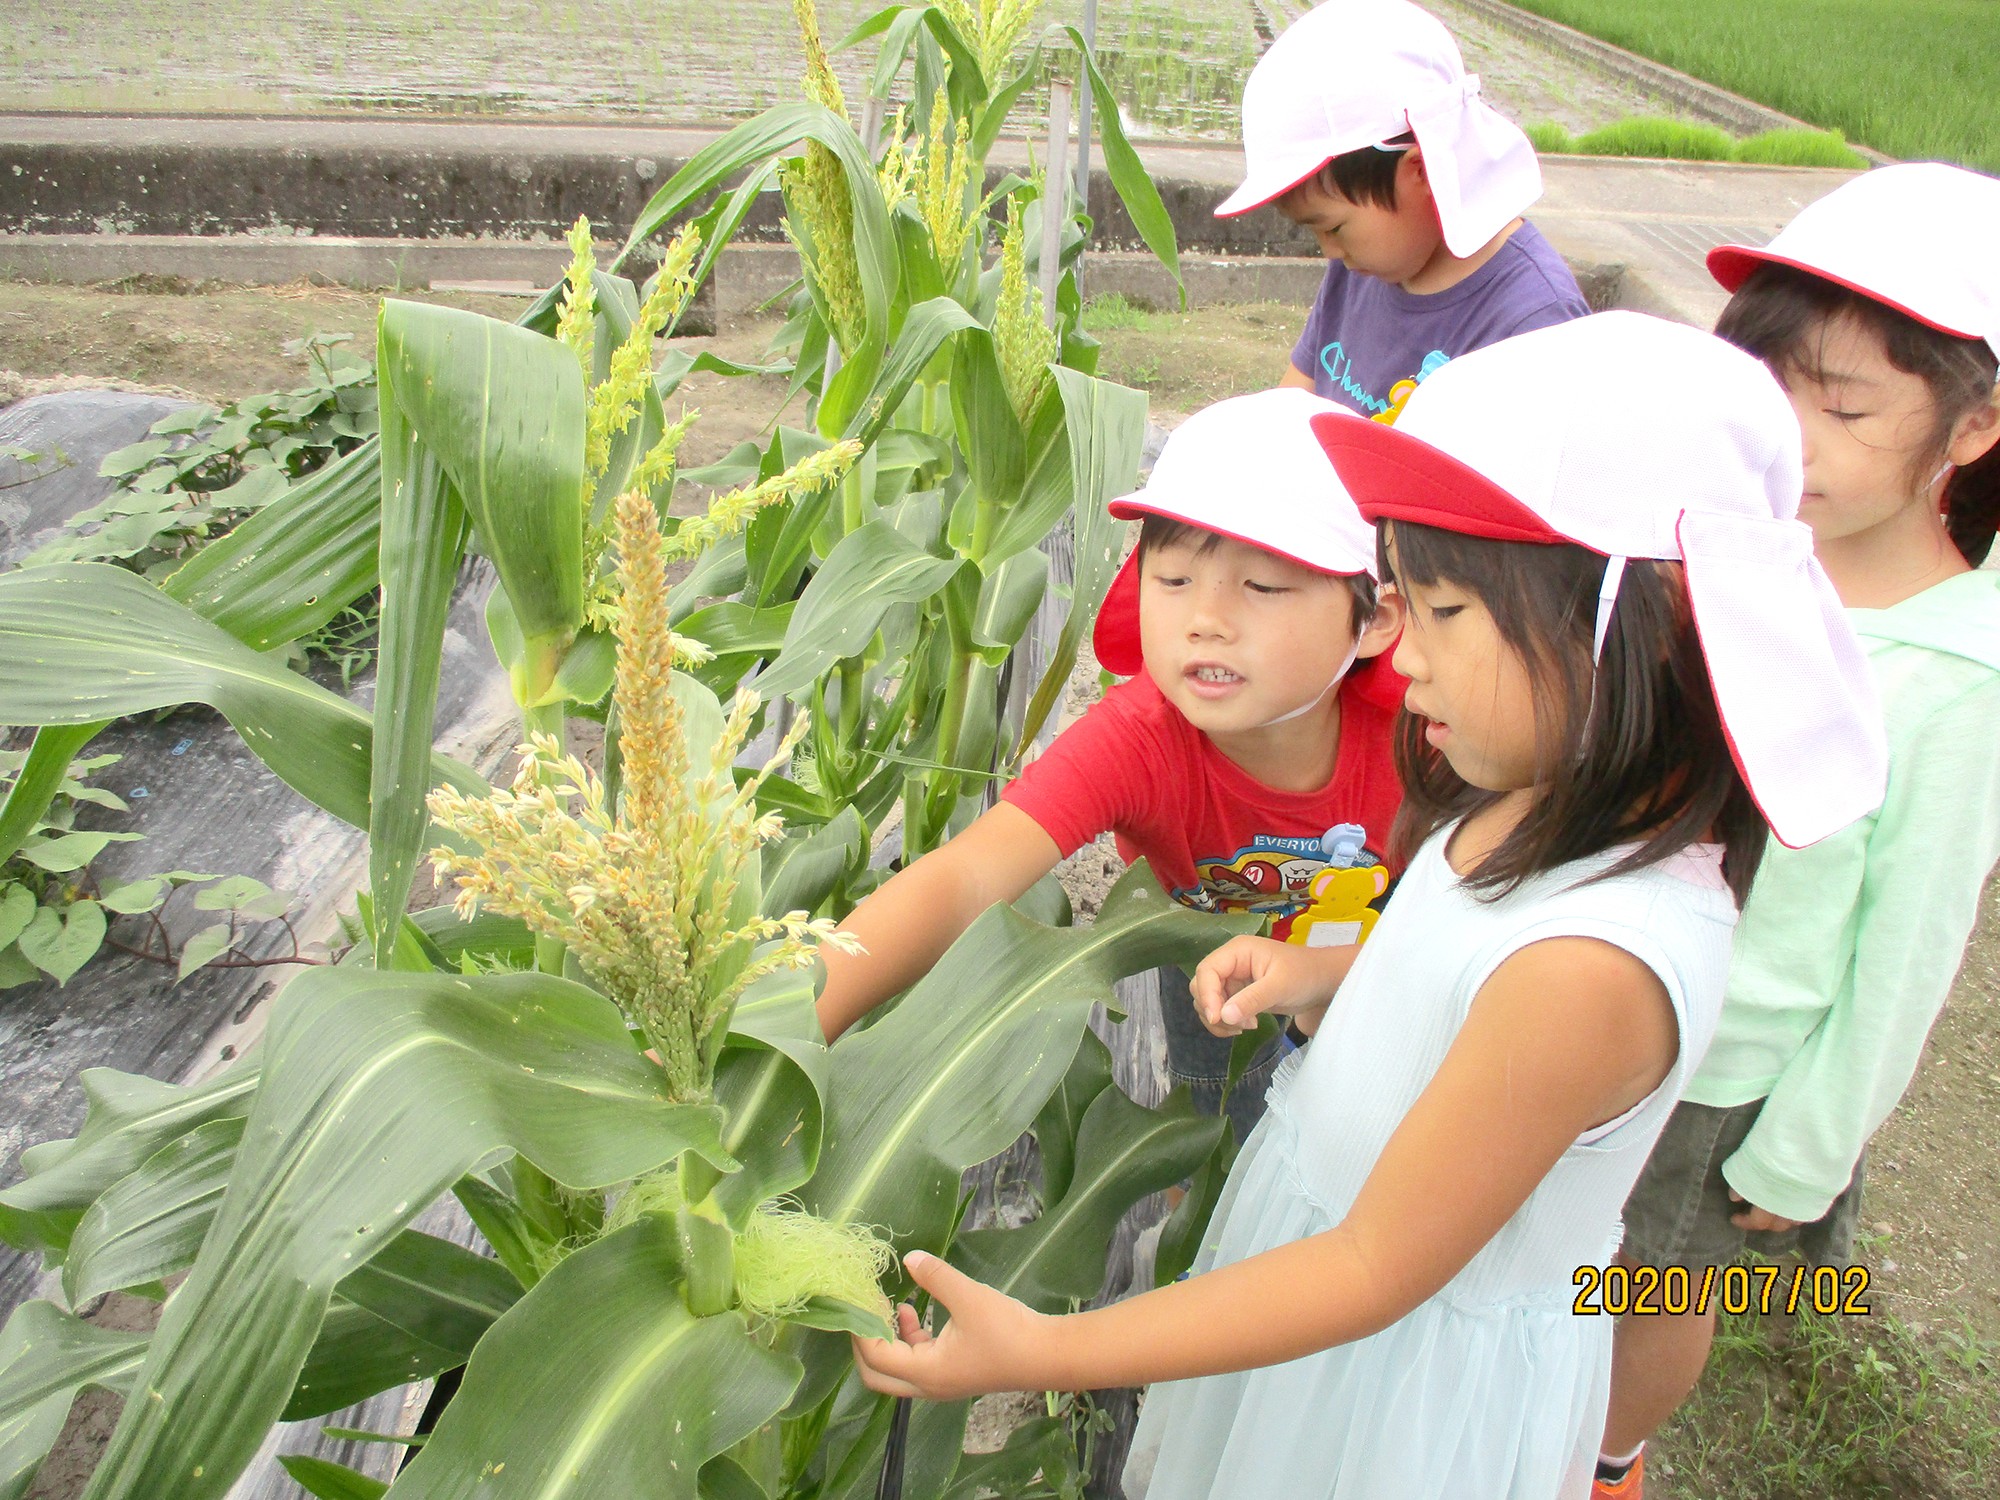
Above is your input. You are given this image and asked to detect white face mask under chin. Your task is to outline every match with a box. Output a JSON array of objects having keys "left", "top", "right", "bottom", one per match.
[{"left": 1250, "top": 631, "right": 1367, "bottom": 729}]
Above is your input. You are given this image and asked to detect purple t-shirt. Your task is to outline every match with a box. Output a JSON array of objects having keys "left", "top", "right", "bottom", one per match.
[{"left": 1290, "top": 220, "right": 1589, "bottom": 419}]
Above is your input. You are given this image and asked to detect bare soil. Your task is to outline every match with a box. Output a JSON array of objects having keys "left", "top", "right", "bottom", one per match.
[{"left": 1085, "top": 301, "right": 1298, "bottom": 427}]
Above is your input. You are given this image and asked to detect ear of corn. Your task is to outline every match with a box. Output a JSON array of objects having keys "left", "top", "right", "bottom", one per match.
[
  {"left": 780, "top": 0, "right": 870, "bottom": 355},
  {"left": 606, "top": 1176, "right": 894, "bottom": 1328}
]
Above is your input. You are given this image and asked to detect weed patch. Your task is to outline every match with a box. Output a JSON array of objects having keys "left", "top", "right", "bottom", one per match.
[
  {"left": 1530, "top": 116, "right": 1867, "bottom": 167},
  {"left": 1505, "top": 0, "right": 2000, "bottom": 171},
  {"left": 1659, "top": 1300, "right": 2000, "bottom": 1498}
]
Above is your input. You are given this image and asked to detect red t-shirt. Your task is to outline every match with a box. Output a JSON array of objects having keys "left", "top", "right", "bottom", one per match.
[{"left": 1003, "top": 667, "right": 1404, "bottom": 942}]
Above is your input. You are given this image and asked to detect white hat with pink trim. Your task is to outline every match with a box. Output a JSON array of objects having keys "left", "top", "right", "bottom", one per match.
[
  {"left": 1311, "top": 311, "right": 1888, "bottom": 849},
  {"left": 1092, "top": 388, "right": 1380, "bottom": 679},
  {"left": 1215, "top": 0, "right": 1543, "bottom": 260},
  {"left": 1709, "top": 163, "right": 2000, "bottom": 363}
]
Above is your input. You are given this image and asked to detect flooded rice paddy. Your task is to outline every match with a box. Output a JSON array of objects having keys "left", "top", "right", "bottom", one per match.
[{"left": 3, "top": 0, "right": 1698, "bottom": 141}]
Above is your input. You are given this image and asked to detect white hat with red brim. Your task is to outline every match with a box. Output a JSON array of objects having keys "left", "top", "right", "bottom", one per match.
[
  {"left": 1709, "top": 163, "right": 2000, "bottom": 363},
  {"left": 1093, "top": 388, "right": 1383, "bottom": 681},
  {"left": 1311, "top": 310, "right": 1888, "bottom": 850},
  {"left": 1215, "top": 0, "right": 1543, "bottom": 260}
]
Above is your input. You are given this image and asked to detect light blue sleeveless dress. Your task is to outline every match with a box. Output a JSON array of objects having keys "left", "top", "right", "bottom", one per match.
[{"left": 1124, "top": 829, "right": 1737, "bottom": 1500}]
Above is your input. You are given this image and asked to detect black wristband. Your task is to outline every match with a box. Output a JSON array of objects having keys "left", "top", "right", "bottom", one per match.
[{"left": 1284, "top": 1017, "right": 1312, "bottom": 1048}]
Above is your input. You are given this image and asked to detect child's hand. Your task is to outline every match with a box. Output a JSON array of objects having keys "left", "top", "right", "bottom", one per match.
[
  {"left": 852, "top": 1251, "right": 1055, "bottom": 1401},
  {"left": 1726, "top": 1190, "right": 1802, "bottom": 1233},
  {"left": 1192, "top": 935, "right": 1345, "bottom": 1036}
]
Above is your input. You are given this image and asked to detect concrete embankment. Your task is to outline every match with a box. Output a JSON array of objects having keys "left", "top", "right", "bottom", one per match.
[{"left": 1, "top": 113, "right": 1861, "bottom": 328}]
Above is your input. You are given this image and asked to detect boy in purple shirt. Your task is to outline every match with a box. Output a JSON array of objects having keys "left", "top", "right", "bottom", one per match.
[{"left": 1218, "top": 0, "right": 1590, "bottom": 419}]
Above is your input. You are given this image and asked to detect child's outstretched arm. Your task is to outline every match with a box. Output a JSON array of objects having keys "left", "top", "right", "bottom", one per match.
[
  {"left": 816, "top": 802, "right": 1062, "bottom": 1040},
  {"left": 855, "top": 935, "right": 1680, "bottom": 1397}
]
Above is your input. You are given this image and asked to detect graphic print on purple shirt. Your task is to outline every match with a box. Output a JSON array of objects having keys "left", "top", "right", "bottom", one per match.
[{"left": 1291, "top": 220, "right": 1590, "bottom": 420}]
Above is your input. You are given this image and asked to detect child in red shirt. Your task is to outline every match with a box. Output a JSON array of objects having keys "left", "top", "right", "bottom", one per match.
[{"left": 817, "top": 388, "right": 1407, "bottom": 1140}]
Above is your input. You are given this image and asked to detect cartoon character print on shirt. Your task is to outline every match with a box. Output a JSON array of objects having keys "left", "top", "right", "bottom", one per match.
[
  {"left": 1173, "top": 823, "right": 1392, "bottom": 946},
  {"left": 1372, "top": 348, "right": 1455, "bottom": 426},
  {"left": 1316, "top": 343, "right": 1454, "bottom": 420}
]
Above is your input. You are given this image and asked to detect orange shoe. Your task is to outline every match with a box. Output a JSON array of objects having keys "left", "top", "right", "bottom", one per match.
[{"left": 1591, "top": 1452, "right": 1643, "bottom": 1499}]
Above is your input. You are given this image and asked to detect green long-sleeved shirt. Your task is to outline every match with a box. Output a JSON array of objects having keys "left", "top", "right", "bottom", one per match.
[{"left": 1684, "top": 569, "right": 2000, "bottom": 1222}]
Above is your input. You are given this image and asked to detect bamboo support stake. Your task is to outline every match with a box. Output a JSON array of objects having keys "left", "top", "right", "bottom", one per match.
[
  {"left": 1075, "top": 0, "right": 1098, "bottom": 285},
  {"left": 1041, "top": 79, "right": 1072, "bottom": 330}
]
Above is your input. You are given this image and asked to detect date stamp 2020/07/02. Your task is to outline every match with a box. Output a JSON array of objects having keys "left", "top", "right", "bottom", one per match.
[{"left": 1572, "top": 1263, "right": 1872, "bottom": 1317}]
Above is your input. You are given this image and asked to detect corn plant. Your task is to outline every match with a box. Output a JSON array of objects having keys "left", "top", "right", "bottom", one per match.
[
  {"left": 0, "top": 322, "right": 1244, "bottom": 1495},
  {"left": 0, "top": 0, "right": 1178, "bottom": 894},
  {"left": 0, "top": 26, "right": 1209, "bottom": 1491},
  {"left": 737, "top": 0, "right": 1184, "bottom": 863}
]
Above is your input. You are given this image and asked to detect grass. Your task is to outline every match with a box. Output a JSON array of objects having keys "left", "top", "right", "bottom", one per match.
[
  {"left": 1504, "top": 0, "right": 2000, "bottom": 172},
  {"left": 1076, "top": 298, "right": 1300, "bottom": 417},
  {"left": 1078, "top": 291, "right": 1182, "bottom": 333},
  {"left": 1657, "top": 1299, "right": 2000, "bottom": 1499},
  {"left": 1528, "top": 117, "right": 1868, "bottom": 168}
]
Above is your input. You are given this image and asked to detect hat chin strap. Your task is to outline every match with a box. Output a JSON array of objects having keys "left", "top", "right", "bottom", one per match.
[
  {"left": 1577, "top": 555, "right": 1628, "bottom": 750},
  {"left": 1251, "top": 633, "right": 1366, "bottom": 729},
  {"left": 1592, "top": 555, "right": 1628, "bottom": 664}
]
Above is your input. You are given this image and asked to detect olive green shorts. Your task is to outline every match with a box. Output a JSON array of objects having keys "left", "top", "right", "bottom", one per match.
[{"left": 1620, "top": 1098, "right": 1864, "bottom": 1271}]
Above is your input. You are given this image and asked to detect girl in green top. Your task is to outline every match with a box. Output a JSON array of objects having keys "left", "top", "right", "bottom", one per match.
[{"left": 1595, "top": 164, "right": 2000, "bottom": 1499}]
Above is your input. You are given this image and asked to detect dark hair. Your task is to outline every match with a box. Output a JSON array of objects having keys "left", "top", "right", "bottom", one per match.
[
  {"left": 1281, "top": 133, "right": 1416, "bottom": 212},
  {"left": 1138, "top": 513, "right": 1377, "bottom": 634},
  {"left": 1715, "top": 263, "right": 2000, "bottom": 565},
  {"left": 1380, "top": 521, "right": 1767, "bottom": 907}
]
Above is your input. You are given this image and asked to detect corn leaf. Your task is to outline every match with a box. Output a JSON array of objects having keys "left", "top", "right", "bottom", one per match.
[
  {"left": 376, "top": 301, "right": 585, "bottom": 653},
  {"left": 387, "top": 1218, "right": 800, "bottom": 1500},
  {"left": 754, "top": 523, "right": 962, "bottom": 699},
  {"left": 277, "top": 1456, "right": 387, "bottom": 1500},
  {"left": 76, "top": 968, "right": 729, "bottom": 1500},
  {"left": 804, "top": 861, "right": 1251, "bottom": 1245},
  {"left": 163, "top": 436, "right": 384, "bottom": 651},
  {"left": 0, "top": 1065, "right": 259, "bottom": 1260},
  {"left": 0, "top": 1301, "right": 147, "bottom": 1500},
  {"left": 63, "top": 1116, "right": 244, "bottom": 1305},
  {"left": 284, "top": 1230, "right": 523, "bottom": 1421},
  {"left": 0, "top": 564, "right": 485, "bottom": 838},
  {"left": 1032, "top": 1029, "right": 1115, "bottom": 1208},
  {"left": 841, "top": 296, "right": 979, "bottom": 448},
  {"left": 953, "top": 1079, "right": 1222, "bottom": 1311},
  {"left": 947, "top": 329, "right": 1027, "bottom": 528},
  {"left": 1012, "top": 367, "right": 1146, "bottom": 759},
  {"left": 709, "top": 966, "right": 831, "bottom": 1225},
  {"left": 0, "top": 441, "right": 390, "bottom": 867},
  {"left": 1062, "top": 25, "right": 1184, "bottom": 303},
  {"left": 370, "top": 320, "right": 475, "bottom": 954},
  {"left": 0, "top": 724, "right": 103, "bottom": 871}
]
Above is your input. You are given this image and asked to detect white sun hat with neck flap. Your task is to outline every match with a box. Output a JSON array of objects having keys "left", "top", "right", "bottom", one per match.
[
  {"left": 1215, "top": 0, "right": 1543, "bottom": 260},
  {"left": 1093, "top": 388, "right": 1390, "bottom": 695},
  {"left": 1311, "top": 311, "right": 1888, "bottom": 850},
  {"left": 1708, "top": 162, "right": 2000, "bottom": 363}
]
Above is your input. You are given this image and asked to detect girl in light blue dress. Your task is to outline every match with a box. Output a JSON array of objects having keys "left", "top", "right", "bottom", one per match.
[{"left": 853, "top": 313, "right": 1888, "bottom": 1500}]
